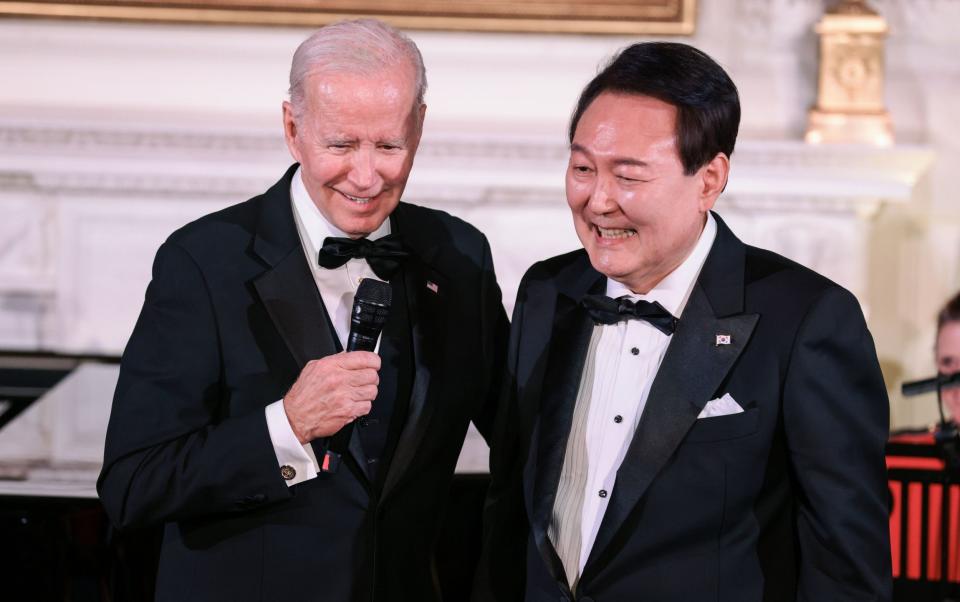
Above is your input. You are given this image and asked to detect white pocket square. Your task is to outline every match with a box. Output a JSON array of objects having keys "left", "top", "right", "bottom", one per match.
[{"left": 697, "top": 393, "right": 744, "bottom": 419}]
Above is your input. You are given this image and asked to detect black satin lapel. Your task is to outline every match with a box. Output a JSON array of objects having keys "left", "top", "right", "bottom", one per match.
[
  {"left": 252, "top": 248, "right": 338, "bottom": 370},
  {"left": 252, "top": 248, "right": 372, "bottom": 483},
  {"left": 582, "top": 285, "right": 758, "bottom": 577},
  {"left": 380, "top": 261, "right": 446, "bottom": 500},
  {"left": 529, "top": 294, "right": 596, "bottom": 584}
]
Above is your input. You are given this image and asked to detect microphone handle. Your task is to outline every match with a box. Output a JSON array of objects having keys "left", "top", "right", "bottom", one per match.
[{"left": 347, "top": 329, "right": 379, "bottom": 353}]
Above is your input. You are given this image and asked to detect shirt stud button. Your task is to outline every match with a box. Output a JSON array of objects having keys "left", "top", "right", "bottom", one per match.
[
  {"left": 614, "top": 415, "right": 623, "bottom": 424},
  {"left": 280, "top": 465, "right": 296, "bottom": 481},
  {"left": 630, "top": 347, "right": 639, "bottom": 355},
  {"left": 598, "top": 489, "right": 608, "bottom": 498}
]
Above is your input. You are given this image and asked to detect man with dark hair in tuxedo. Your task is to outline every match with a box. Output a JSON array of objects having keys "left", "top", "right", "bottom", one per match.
[
  {"left": 475, "top": 42, "right": 891, "bottom": 602},
  {"left": 98, "top": 19, "right": 507, "bottom": 602}
]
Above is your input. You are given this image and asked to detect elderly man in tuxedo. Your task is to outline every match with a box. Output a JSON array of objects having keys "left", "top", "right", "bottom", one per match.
[
  {"left": 98, "top": 19, "right": 507, "bottom": 602},
  {"left": 475, "top": 42, "right": 891, "bottom": 602}
]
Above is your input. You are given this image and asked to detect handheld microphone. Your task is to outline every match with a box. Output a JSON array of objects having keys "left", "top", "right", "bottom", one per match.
[
  {"left": 347, "top": 278, "right": 392, "bottom": 352},
  {"left": 902, "top": 373, "right": 960, "bottom": 397},
  {"left": 321, "top": 278, "right": 392, "bottom": 475}
]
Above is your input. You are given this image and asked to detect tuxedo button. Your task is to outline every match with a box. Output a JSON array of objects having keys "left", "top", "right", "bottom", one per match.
[
  {"left": 598, "top": 489, "right": 607, "bottom": 498},
  {"left": 630, "top": 347, "right": 639, "bottom": 355},
  {"left": 614, "top": 415, "right": 623, "bottom": 424},
  {"left": 280, "top": 465, "right": 296, "bottom": 480}
]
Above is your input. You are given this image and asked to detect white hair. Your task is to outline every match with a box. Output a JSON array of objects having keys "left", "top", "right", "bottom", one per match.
[{"left": 288, "top": 18, "right": 427, "bottom": 116}]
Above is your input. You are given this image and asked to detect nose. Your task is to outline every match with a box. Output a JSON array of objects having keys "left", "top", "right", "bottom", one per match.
[
  {"left": 347, "top": 148, "right": 381, "bottom": 192},
  {"left": 586, "top": 174, "right": 618, "bottom": 215}
]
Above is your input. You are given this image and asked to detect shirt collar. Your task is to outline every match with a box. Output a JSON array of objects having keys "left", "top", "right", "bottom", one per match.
[
  {"left": 605, "top": 212, "right": 717, "bottom": 319},
  {"left": 289, "top": 166, "right": 391, "bottom": 255}
]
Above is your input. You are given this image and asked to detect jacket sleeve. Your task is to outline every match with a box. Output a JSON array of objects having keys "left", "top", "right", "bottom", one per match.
[
  {"left": 470, "top": 234, "right": 510, "bottom": 442},
  {"left": 97, "top": 241, "right": 291, "bottom": 530},
  {"left": 472, "top": 266, "right": 535, "bottom": 602},
  {"left": 782, "top": 286, "right": 892, "bottom": 601}
]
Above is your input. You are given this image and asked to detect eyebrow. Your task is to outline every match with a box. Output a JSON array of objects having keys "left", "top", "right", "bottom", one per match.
[
  {"left": 322, "top": 136, "right": 355, "bottom": 145},
  {"left": 319, "top": 136, "right": 407, "bottom": 147},
  {"left": 569, "top": 143, "right": 650, "bottom": 168}
]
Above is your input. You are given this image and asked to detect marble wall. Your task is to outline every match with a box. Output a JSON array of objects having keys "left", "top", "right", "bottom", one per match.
[{"left": 0, "top": 0, "right": 957, "bottom": 429}]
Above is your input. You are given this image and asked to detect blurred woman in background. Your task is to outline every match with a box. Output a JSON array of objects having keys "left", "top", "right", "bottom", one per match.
[{"left": 936, "top": 292, "right": 960, "bottom": 426}]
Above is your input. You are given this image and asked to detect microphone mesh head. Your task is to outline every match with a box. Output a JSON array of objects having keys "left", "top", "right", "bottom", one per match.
[{"left": 356, "top": 278, "right": 392, "bottom": 306}]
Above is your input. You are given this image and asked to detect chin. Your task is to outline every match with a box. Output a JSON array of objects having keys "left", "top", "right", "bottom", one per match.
[
  {"left": 585, "top": 244, "right": 625, "bottom": 269},
  {"left": 341, "top": 222, "right": 378, "bottom": 238},
  {"left": 585, "top": 253, "right": 623, "bottom": 282}
]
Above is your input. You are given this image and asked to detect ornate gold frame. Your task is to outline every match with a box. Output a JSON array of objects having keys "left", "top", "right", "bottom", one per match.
[{"left": 0, "top": 0, "right": 696, "bottom": 34}]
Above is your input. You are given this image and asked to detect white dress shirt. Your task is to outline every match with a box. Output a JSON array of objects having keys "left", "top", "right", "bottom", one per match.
[
  {"left": 548, "top": 213, "right": 718, "bottom": 584},
  {"left": 263, "top": 167, "right": 389, "bottom": 487}
]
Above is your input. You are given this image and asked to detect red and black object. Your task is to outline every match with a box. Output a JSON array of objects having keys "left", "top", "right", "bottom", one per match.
[
  {"left": 887, "top": 430, "right": 960, "bottom": 601},
  {"left": 319, "top": 449, "right": 341, "bottom": 474}
]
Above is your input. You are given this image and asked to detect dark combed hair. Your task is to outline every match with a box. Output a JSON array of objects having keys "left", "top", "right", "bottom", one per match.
[
  {"left": 939, "top": 291, "right": 960, "bottom": 331},
  {"left": 568, "top": 42, "right": 741, "bottom": 176}
]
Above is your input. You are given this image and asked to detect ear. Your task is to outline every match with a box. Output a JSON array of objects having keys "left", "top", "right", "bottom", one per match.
[
  {"left": 698, "top": 152, "right": 730, "bottom": 212},
  {"left": 282, "top": 101, "right": 302, "bottom": 163}
]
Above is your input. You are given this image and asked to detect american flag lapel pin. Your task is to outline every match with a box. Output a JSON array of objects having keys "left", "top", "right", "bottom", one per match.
[
  {"left": 715, "top": 333, "right": 732, "bottom": 346},
  {"left": 426, "top": 280, "right": 439, "bottom": 294}
]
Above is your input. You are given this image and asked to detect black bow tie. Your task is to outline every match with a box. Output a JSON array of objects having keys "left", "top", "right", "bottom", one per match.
[
  {"left": 318, "top": 234, "right": 410, "bottom": 281},
  {"left": 581, "top": 294, "right": 678, "bottom": 336}
]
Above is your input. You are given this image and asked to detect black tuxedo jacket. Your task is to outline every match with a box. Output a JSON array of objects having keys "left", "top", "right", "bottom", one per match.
[
  {"left": 475, "top": 213, "right": 891, "bottom": 602},
  {"left": 98, "top": 165, "right": 507, "bottom": 602}
]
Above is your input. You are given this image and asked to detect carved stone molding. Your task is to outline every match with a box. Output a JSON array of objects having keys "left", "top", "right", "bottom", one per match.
[
  {"left": 0, "top": 120, "right": 935, "bottom": 206},
  {"left": 0, "top": 170, "right": 276, "bottom": 201},
  {"left": 0, "top": 124, "right": 283, "bottom": 157}
]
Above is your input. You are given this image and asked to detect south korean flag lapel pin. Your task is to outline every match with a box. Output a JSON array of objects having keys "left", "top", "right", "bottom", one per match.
[{"left": 715, "top": 333, "right": 732, "bottom": 346}]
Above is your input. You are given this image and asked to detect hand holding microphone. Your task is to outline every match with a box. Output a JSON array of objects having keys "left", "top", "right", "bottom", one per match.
[{"left": 283, "top": 279, "right": 392, "bottom": 444}]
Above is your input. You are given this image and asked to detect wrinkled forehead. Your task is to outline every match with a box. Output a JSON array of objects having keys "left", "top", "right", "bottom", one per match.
[
  {"left": 304, "top": 68, "right": 420, "bottom": 124},
  {"left": 570, "top": 93, "right": 681, "bottom": 164}
]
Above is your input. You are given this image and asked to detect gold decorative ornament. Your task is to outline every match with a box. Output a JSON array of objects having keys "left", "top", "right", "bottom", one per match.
[{"left": 806, "top": 0, "right": 893, "bottom": 146}]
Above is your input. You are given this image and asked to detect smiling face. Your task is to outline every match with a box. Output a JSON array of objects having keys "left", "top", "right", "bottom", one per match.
[
  {"left": 566, "top": 92, "right": 728, "bottom": 294},
  {"left": 937, "top": 321, "right": 960, "bottom": 424},
  {"left": 282, "top": 64, "right": 425, "bottom": 237}
]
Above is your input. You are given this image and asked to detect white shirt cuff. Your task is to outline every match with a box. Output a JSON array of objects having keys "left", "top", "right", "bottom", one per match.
[{"left": 265, "top": 400, "right": 320, "bottom": 487}]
